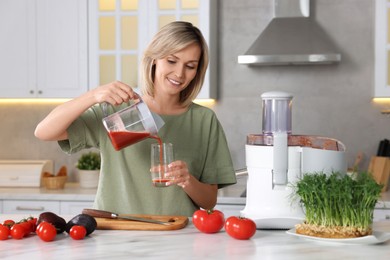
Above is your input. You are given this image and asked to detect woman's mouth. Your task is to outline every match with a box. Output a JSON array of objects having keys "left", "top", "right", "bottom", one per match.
[{"left": 168, "top": 78, "right": 182, "bottom": 86}]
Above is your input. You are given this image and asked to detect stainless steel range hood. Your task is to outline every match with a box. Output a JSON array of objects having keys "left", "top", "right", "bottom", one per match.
[{"left": 238, "top": 0, "right": 341, "bottom": 66}]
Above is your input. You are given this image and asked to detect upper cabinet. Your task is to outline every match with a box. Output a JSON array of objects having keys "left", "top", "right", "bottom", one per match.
[
  {"left": 0, "top": 0, "right": 88, "bottom": 98},
  {"left": 88, "top": 0, "right": 217, "bottom": 99},
  {"left": 0, "top": 0, "right": 215, "bottom": 99},
  {"left": 375, "top": 0, "right": 390, "bottom": 97}
]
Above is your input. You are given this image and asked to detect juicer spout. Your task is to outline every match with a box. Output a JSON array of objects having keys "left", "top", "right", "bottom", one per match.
[{"left": 273, "top": 132, "right": 288, "bottom": 185}]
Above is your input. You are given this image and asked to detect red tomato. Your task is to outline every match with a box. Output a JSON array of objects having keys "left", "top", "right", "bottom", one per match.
[
  {"left": 224, "top": 216, "right": 257, "bottom": 240},
  {"left": 27, "top": 217, "right": 37, "bottom": 232},
  {"left": 3, "top": 219, "right": 15, "bottom": 229},
  {"left": 0, "top": 224, "right": 10, "bottom": 240},
  {"left": 36, "top": 222, "right": 57, "bottom": 242},
  {"left": 18, "top": 221, "right": 33, "bottom": 237},
  {"left": 10, "top": 224, "right": 25, "bottom": 240},
  {"left": 192, "top": 209, "right": 225, "bottom": 234},
  {"left": 69, "top": 225, "right": 87, "bottom": 240}
]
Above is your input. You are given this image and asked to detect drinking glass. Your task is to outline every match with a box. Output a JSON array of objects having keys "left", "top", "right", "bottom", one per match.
[{"left": 151, "top": 143, "right": 174, "bottom": 187}]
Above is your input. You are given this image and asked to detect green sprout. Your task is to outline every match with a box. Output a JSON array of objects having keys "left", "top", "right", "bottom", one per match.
[{"left": 292, "top": 171, "right": 382, "bottom": 231}]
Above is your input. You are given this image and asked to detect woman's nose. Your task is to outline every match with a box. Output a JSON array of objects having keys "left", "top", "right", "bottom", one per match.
[{"left": 174, "top": 65, "right": 185, "bottom": 78}]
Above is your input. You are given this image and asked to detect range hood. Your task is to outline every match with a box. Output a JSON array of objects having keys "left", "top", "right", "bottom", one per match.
[{"left": 238, "top": 0, "right": 341, "bottom": 66}]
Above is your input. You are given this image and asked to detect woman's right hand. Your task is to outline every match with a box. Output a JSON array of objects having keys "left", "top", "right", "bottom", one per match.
[
  {"left": 91, "top": 81, "right": 140, "bottom": 106},
  {"left": 35, "top": 81, "right": 139, "bottom": 141}
]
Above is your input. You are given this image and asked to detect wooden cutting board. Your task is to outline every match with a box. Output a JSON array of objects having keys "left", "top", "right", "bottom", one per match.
[{"left": 94, "top": 214, "right": 189, "bottom": 231}]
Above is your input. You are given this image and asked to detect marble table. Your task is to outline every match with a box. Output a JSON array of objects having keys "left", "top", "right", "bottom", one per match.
[{"left": 1, "top": 214, "right": 390, "bottom": 260}]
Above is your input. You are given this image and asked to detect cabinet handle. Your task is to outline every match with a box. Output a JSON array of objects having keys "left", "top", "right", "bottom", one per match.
[
  {"left": 38, "top": 90, "right": 43, "bottom": 94},
  {"left": 30, "top": 90, "right": 34, "bottom": 94},
  {"left": 16, "top": 206, "right": 44, "bottom": 211},
  {"left": 386, "top": 215, "right": 390, "bottom": 220}
]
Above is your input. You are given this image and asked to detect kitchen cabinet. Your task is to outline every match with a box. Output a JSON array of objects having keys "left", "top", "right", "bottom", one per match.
[
  {"left": 1, "top": 200, "right": 93, "bottom": 215},
  {"left": 374, "top": 0, "right": 390, "bottom": 97},
  {"left": 215, "top": 204, "right": 245, "bottom": 218},
  {"left": 0, "top": 0, "right": 88, "bottom": 98},
  {"left": 374, "top": 208, "right": 390, "bottom": 221},
  {"left": 60, "top": 201, "right": 93, "bottom": 215},
  {"left": 2, "top": 200, "right": 60, "bottom": 214},
  {"left": 88, "top": 0, "right": 217, "bottom": 99}
]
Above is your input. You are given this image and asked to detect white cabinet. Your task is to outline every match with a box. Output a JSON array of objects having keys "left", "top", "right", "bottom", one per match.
[
  {"left": 60, "top": 201, "right": 93, "bottom": 215},
  {"left": 215, "top": 203, "right": 245, "bottom": 218},
  {"left": 374, "top": 0, "right": 390, "bottom": 97},
  {"left": 88, "top": 0, "right": 216, "bottom": 99},
  {"left": 374, "top": 208, "right": 390, "bottom": 221},
  {"left": 0, "top": 0, "right": 88, "bottom": 98},
  {"left": 3, "top": 200, "right": 60, "bottom": 214}
]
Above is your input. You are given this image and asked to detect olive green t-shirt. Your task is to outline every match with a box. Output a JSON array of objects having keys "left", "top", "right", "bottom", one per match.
[{"left": 59, "top": 103, "right": 236, "bottom": 216}]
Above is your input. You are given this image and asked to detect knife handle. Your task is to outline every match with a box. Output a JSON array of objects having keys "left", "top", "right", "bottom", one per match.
[{"left": 82, "top": 208, "right": 117, "bottom": 219}]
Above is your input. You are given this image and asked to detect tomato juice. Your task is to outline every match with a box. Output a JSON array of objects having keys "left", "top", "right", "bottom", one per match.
[
  {"left": 108, "top": 131, "right": 152, "bottom": 151},
  {"left": 108, "top": 130, "right": 169, "bottom": 187},
  {"left": 152, "top": 178, "right": 170, "bottom": 187}
]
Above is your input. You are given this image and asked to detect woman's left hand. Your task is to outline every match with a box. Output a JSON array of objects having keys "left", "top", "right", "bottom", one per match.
[{"left": 166, "top": 160, "right": 191, "bottom": 188}]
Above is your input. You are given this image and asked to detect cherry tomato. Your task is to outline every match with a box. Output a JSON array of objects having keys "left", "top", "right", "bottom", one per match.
[
  {"left": 36, "top": 222, "right": 57, "bottom": 242},
  {"left": 10, "top": 224, "right": 26, "bottom": 240},
  {"left": 69, "top": 225, "right": 87, "bottom": 240},
  {"left": 0, "top": 224, "right": 10, "bottom": 240},
  {"left": 18, "top": 220, "right": 33, "bottom": 237},
  {"left": 27, "top": 217, "right": 37, "bottom": 232},
  {"left": 192, "top": 209, "right": 225, "bottom": 234},
  {"left": 224, "top": 216, "right": 257, "bottom": 240},
  {"left": 3, "top": 219, "right": 15, "bottom": 229}
]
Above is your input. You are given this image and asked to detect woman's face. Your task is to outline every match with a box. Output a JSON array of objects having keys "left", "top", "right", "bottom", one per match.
[{"left": 153, "top": 42, "right": 201, "bottom": 98}]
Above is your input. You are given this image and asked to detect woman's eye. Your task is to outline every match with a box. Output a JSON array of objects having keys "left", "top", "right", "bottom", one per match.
[{"left": 167, "top": 60, "right": 176, "bottom": 64}]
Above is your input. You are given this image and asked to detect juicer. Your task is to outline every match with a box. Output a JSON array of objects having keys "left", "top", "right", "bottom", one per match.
[{"left": 241, "top": 91, "right": 347, "bottom": 229}]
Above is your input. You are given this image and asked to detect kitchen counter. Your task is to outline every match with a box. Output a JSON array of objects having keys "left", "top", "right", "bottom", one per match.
[{"left": 0, "top": 214, "right": 390, "bottom": 260}]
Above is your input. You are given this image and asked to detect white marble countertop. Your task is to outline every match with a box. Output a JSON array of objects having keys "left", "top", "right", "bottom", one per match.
[{"left": 1, "top": 214, "right": 390, "bottom": 260}]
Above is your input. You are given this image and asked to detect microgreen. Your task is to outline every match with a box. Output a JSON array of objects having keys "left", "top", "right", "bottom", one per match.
[{"left": 292, "top": 171, "right": 382, "bottom": 230}]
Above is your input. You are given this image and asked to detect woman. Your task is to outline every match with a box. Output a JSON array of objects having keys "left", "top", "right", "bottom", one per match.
[{"left": 35, "top": 21, "right": 236, "bottom": 216}]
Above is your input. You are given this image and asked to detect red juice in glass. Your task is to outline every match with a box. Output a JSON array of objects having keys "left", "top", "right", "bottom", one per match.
[{"left": 150, "top": 140, "right": 173, "bottom": 187}]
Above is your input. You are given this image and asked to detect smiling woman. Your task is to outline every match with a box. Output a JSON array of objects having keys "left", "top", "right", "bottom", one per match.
[{"left": 34, "top": 21, "right": 236, "bottom": 217}]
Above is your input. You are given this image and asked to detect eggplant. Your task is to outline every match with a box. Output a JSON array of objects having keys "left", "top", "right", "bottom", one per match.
[
  {"left": 38, "top": 212, "right": 67, "bottom": 234},
  {"left": 66, "top": 214, "right": 97, "bottom": 236}
]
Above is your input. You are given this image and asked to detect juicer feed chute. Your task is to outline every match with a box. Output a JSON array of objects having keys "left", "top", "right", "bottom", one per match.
[
  {"left": 242, "top": 91, "right": 347, "bottom": 229},
  {"left": 261, "top": 91, "right": 293, "bottom": 186}
]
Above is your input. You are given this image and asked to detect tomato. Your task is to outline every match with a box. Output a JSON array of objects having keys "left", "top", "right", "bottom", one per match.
[
  {"left": 36, "top": 222, "right": 57, "bottom": 242},
  {"left": 27, "top": 217, "right": 37, "bottom": 232},
  {"left": 3, "top": 219, "right": 15, "bottom": 229},
  {"left": 18, "top": 221, "right": 31, "bottom": 237},
  {"left": 224, "top": 216, "right": 257, "bottom": 240},
  {"left": 69, "top": 225, "right": 87, "bottom": 240},
  {"left": 10, "top": 224, "right": 26, "bottom": 240},
  {"left": 192, "top": 209, "right": 225, "bottom": 234},
  {"left": 0, "top": 224, "right": 10, "bottom": 240}
]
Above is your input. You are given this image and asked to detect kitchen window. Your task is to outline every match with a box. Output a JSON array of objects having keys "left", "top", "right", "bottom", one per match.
[{"left": 88, "top": 0, "right": 216, "bottom": 99}]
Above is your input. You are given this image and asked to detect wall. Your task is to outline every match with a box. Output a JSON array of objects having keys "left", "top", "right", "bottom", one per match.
[
  {"left": 215, "top": 0, "right": 390, "bottom": 171},
  {"left": 1, "top": 0, "right": 390, "bottom": 180}
]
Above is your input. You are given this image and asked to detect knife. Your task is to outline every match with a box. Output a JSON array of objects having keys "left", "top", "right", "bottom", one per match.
[{"left": 82, "top": 209, "right": 172, "bottom": 226}]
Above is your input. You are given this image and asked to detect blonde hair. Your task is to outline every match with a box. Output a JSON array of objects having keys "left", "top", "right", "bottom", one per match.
[{"left": 141, "top": 21, "right": 209, "bottom": 106}]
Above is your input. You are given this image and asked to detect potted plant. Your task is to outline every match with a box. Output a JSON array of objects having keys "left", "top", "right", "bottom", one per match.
[{"left": 76, "top": 152, "right": 101, "bottom": 188}]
